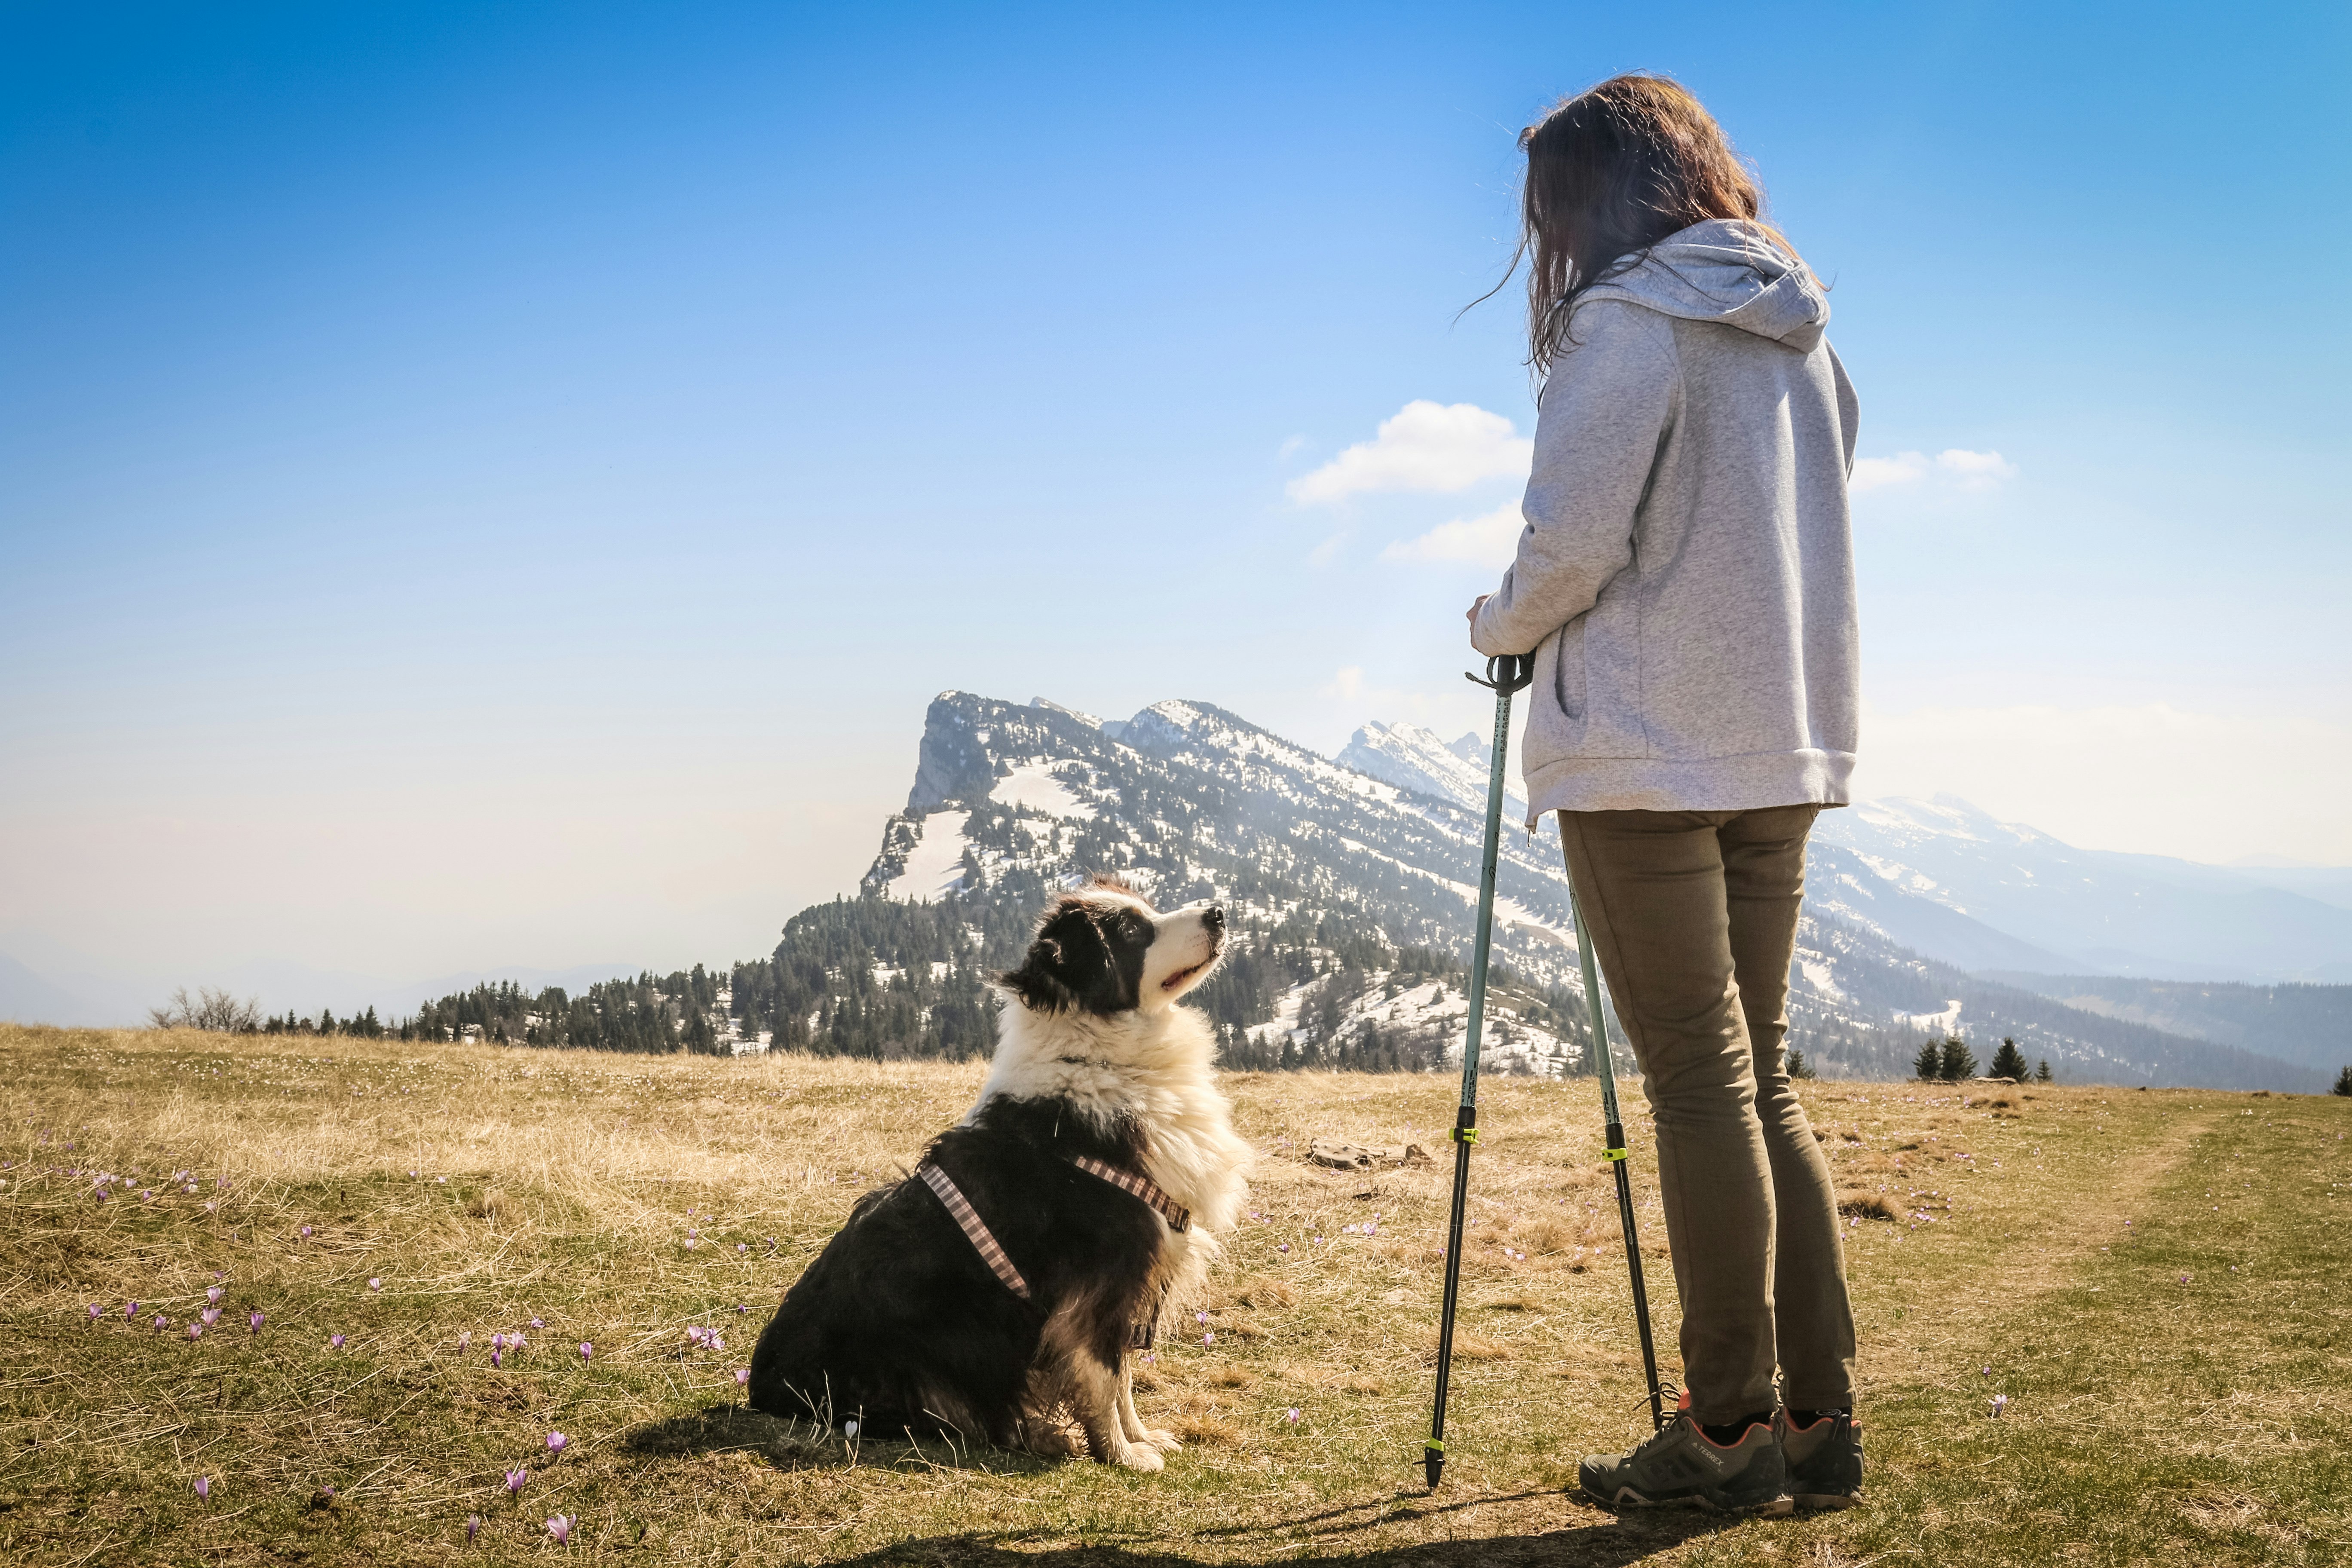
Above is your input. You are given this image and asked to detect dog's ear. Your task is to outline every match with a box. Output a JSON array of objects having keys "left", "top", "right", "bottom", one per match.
[
  {"left": 1002, "top": 903, "right": 1121, "bottom": 1014},
  {"left": 1001, "top": 934, "right": 1075, "bottom": 1013}
]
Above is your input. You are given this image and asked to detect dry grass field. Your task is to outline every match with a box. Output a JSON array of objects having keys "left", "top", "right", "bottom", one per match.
[{"left": 1, "top": 1022, "right": 2346, "bottom": 1566}]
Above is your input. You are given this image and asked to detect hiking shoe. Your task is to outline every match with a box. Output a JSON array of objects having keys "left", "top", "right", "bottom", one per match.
[
  {"left": 1777, "top": 1407, "right": 1864, "bottom": 1509},
  {"left": 1578, "top": 1394, "right": 1791, "bottom": 1516}
]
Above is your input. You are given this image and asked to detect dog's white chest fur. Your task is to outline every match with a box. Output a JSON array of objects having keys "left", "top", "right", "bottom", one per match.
[{"left": 969, "top": 1001, "right": 1252, "bottom": 1243}]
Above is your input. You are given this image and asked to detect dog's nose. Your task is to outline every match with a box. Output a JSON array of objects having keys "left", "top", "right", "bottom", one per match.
[{"left": 1202, "top": 904, "right": 1225, "bottom": 931}]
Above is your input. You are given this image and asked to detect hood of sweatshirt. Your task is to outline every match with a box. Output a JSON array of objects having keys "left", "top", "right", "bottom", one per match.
[{"left": 1576, "top": 218, "right": 1829, "bottom": 352}]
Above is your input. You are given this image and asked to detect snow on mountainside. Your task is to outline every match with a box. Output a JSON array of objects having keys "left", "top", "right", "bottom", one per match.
[
  {"left": 838, "top": 692, "right": 2322, "bottom": 1090},
  {"left": 1813, "top": 796, "right": 2352, "bottom": 983},
  {"left": 1337, "top": 720, "right": 1526, "bottom": 824}
]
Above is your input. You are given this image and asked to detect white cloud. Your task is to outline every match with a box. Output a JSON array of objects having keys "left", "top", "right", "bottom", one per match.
[
  {"left": 1379, "top": 499, "right": 1525, "bottom": 568},
  {"left": 1320, "top": 666, "right": 1367, "bottom": 702},
  {"left": 1850, "top": 447, "right": 2018, "bottom": 494},
  {"left": 1852, "top": 700, "right": 2352, "bottom": 864},
  {"left": 1288, "top": 401, "right": 1532, "bottom": 506}
]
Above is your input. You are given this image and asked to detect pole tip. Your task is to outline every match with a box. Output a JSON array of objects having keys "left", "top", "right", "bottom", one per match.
[{"left": 1423, "top": 1448, "right": 1445, "bottom": 1490}]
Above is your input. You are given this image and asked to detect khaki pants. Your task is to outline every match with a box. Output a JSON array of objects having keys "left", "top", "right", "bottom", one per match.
[{"left": 1560, "top": 805, "right": 1856, "bottom": 1423}]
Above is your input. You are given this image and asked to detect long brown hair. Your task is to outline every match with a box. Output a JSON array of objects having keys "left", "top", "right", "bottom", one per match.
[{"left": 1490, "top": 74, "right": 1805, "bottom": 374}]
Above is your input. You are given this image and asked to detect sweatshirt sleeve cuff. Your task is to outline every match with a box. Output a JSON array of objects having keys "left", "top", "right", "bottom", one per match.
[{"left": 1470, "top": 597, "right": 1528, "bottom": 658}]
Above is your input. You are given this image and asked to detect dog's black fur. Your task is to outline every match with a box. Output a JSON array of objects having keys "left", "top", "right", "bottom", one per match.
[
  {"left": 999, "top": 897, "right": 1158, "bottom": 1016},
  {"left": 747, "top": 890, "right": 1196, "bottom": 1453},
  {"left": 746, "top": 1096, "right": 1164, "bottom": 1445}
]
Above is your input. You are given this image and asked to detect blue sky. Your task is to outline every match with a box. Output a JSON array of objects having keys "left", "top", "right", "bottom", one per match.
[{"left": 3, "top": 1, "right": 2347, "bottom": 1004}]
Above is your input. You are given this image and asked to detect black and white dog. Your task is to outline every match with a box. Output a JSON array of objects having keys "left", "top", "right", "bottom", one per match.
[{"left": 747, "top": 877, "right": 1252, "bottom": 1470}]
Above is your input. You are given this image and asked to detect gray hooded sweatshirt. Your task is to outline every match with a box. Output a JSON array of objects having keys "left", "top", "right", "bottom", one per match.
[{"left": 1470, "top": 217, "right": 1859, "bottom": 820}]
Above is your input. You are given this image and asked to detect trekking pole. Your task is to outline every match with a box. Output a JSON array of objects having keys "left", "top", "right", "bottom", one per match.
[
  {"left": 1424, "top": 650, "right": 1533, "bottom": 1491},
  {"left": 1568, "top": 891, "right": 1667, "bottom": 1431}
]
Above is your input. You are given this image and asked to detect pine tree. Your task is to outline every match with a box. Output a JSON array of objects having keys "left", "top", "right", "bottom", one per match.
[
  {"left": 1938, "top": 1035, "right": 1978, "bottom": 1081},
  {"left": 1913, "top": 1040, "right": 1943, "bottom": 1081},
  {"left": 1787, "top": 1049, "right": 1816, "bottom": 1080},
  {"left": 2036, "top": 1059, "right": 2053, "bottom": 1083},
  {"left": 1988, "top": 1036, "right": 2030, "bottom": 1082},
  {"left": 2332, "top": 1064, "right": 2352, "bottom": 1097}
]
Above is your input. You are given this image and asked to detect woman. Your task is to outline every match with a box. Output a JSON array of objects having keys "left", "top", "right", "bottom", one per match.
[{"left": 1467, "top": 75, "right": 1863, "bottom": 1515}]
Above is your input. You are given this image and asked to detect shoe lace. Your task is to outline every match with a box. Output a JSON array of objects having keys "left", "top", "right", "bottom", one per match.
[{"left": 1622, "top": 1381, "right": 1688, "bottom": 1458}]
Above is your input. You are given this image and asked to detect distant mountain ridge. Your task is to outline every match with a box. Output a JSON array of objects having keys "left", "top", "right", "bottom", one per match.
[
  {"left": 12, "top": 689, "right": 2342, "bottom": 1093},
  {"left": 823, "top": 690, "right": 2323, "bottom": 1090},
  {"left": 1813, "top": 796, "right": 2352, "bottom": 983},
  {"left": 1336, "top": 720, "right": 1526, "bottom": 825}
]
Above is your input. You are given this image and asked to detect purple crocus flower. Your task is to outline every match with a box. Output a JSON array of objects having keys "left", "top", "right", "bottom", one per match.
[
  {"left": 546, "top": 1432, "right": 567, "bottom": 1455},
  {"left": 579, "top": 1342, "right": 593, "bottom": 1364},
  {"left": 201, "top": 1308, "right": 220, "bottom": 1326},
  {"left": 529, "top": 1317, "right": 543, "bottom": 1329},
  {"left": 1990, "top": 1393, "right": 2009, "bottom": 1417},
  {"left": 250, "top": 1311, "right": 264, "bottom": 1332},
  {"left": 126, "top": 1302, "right": 139, "bottom": 1321},
  {"left": 187, "top": 1323, "right": 202, "bottom": 1339},
  {"left": 153, "top": 1314, "right": 169, "bottom": 1332},
  {"left": 1286, "top": 1408, "right": 1300, "bottom": 1422},
  {"left": 331, "top": 1332, "right": 346, "bottom": 1349},
  {"left": 458, "top": 1330, "right": 472, "bottom": 1353},
  {"left": 195, "top": 1476, "right": 211, "bottom": 1500},
  {"left": 368, "top": 1277, "right": 382, "bottom": 1292},
  {"left": 491, "top": 1347, "right": 502, "bottom": 1369},
  {"left": 545, "top": 1514, "right": 573, "bottom": 1544},
  {"left": 87, "top": 1303, "right": 101, "bottom": 1324},
  {"left": 504, "top": 1467, "right": 527, "bottom": 1495},
  {"left": 1204, "top": 1332, "right": 1216, "bottom": 1346},
  {"left": 466, "top": 1515, "right": 480, "bottom": 1543},
  {"left": 207, "top": 1286, "right": 223, "bottom": 1305},
  {"left": 735, "top": 1368, "right": 749, "bottom": 1389}
]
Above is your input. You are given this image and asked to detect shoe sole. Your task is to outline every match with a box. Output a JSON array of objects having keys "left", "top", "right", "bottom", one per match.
[
  {"left": 1792, "top": 1491, "right": 1861, "bottom": 1510},
  {"left": 1588, "top": 1485, "right": 1795, "bottom": 1518}
]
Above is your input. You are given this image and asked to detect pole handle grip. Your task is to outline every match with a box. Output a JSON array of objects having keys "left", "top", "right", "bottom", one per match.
[{"left": 1466, "top": 652, "right": 1535, "bottom": 693}]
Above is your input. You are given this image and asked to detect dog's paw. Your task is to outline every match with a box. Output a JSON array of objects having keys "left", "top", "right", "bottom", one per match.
[
  {"left": 1143, "top": 1427, "right": 1183, "bottom": 1452},
  {"left": 1112, "top": 1442, "right": 1166, "bottom": 1473}
]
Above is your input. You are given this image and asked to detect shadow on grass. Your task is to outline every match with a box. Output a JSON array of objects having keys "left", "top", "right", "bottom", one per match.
[
  {"left": 626, "top": 1411, "right": 1737, "bottom": 1562},
  {"left": 819, "top": 1506, "right": 1734, "bottom": 1567},
  {"left": 620, "top": 1403, "right": 1065, "bottom": 1477}
]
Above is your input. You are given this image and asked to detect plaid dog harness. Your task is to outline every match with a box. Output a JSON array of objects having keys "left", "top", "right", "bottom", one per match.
[
  {"left": 916, "top": 1162, "right": 1031, "bottom": 1299},
  {"left": 913, "top": 1156, "right": 1192, "bottom": 1314},
  {"left": 1069, "top": 1155, "right": 1191, "bottom": 1233}
]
